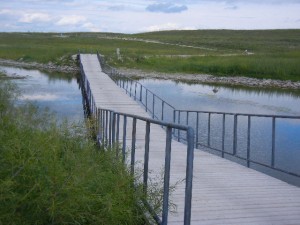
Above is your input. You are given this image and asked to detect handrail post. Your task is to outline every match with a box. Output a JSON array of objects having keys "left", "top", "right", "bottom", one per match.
[
  {"left": 152, "top": 95, "right": 155, "bottom": 119},
  {"left": 122, "top": 116, "right": 127, "bottom": 163},
  {"left": 98, "top": 109, "right": 102, "bottom": 144},
  {"left": 162, "top": 101, "right": 164, "bottom": 121},
  {"left": 109, "top": 111, "right": 112, "bottom": 148},
  {"left": 247, "top": 116, "right": 251, "bottom": 167},
  {"left": 116, "top": 114, "right": 120, "bottom": 157},
  {"left": 178, "top": 111, "right": 181, "bottom": 141},
  {"left": 271, "top": 117, "right": 276, "bottom": 167},
  {"left": 233, "top": 114, "right": 238, "bottom": 155},
  {"left": 222, "top": 113, "right": 225, "bottom": 158},
  {"left": 162, "top": 126, "right": 172, "bottom": 225},
  {"left": 196, "top": 112, "right": 199, "bottom": 148},
  {"left": 184, "top": 127, "right": 194, "bottom": 225},
  {"left": 143, "top": 121, "right": 151, "bottom": 194},
  {"left": 131, "top": 118, "right": 137, "bottom": 176},
  {"left": 140, "top": 84, "right": 142, "bottom": 102},
  {"left": 208, "top": 112, "right": 211, "bottom": 147},
  {"left": 146, "top": 89, "right": 148, "bottom": 112},
  {"left": 112, "top": 111, "right": 116, "bottom": 146},
  {"left": 105, "top": 110, "right": 109, "bottom": 145}
]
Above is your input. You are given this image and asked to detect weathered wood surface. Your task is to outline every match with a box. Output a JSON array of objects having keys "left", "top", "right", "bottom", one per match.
[{"left": 80, "top": 54, "right": 300, "bottom": 225}]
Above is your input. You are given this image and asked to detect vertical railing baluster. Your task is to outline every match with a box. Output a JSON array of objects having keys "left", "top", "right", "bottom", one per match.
[
  {"left": 146, "top": 89, "right": 148, "bottom": 112},
  {"left": 178, "top": 111, "right": 181, "bottom": 141},
  {"left": 140, "top": 84, "right": 142, "bottom": 102},
  {"left": 131, "top": 118, "right": 137, "bottom": 176},
  {"left": 98, "top": 109, "right": 102, "bottom": 143},
  {"left": 271, "top": 117, "right": 276, "bottom": 167},
  {"left": 247, "top": 116, "right": 251, "bottom": 167},
  {"left": 122, "top": 116, "right": 127, "bottom": 163},
  {"left": 222, "top": 114, "right": 225, "bottom": 158},
  {"left": 208, "top": 112, "right": 211, "bottom": 147},
  {"left": 102, "top": 109, "right": 105, "bottom": 143},
  {"left": 130, "top": 80, "right": 132, "bottom": 97},
  {"left": 112, "top": 112, "right": 116, "bottom": 146},
  {"left": 196, "top": 112, "right": 199, "bottom": 148},
  {"left": 184, "top": 127, "right": 194, "bottom": 225},
  {"left": 105, "top": 110, "right": 108, "bottom": 145},
  {"left": 116, "top": 114, "right": 120, "bottom": 157},
  {"left": 109, "top": 111, "right": 112, "bottom": 148},
  {"left": 134, "top": 82, "right": 137, "bottom": 100},
  {"left": 186, "top": 111, "right": 189, "bottom": 126},
  {"left": 152, "top": 95, "right": 155, "bottom": 119},
  {"left": 162, "top": 101, "right": 164, "bottom": 121},
  {"left": 233, "top": 114, "right": 238, "bottom": 155},
  {"left": 143, "top": 121, "right": 151, "bottom": 194},
  {"left": 173, "top": 109, "right": 176, "bottom": 135},
  {"left": 162, "top": 126, "right": 172, "bottom": 225}
]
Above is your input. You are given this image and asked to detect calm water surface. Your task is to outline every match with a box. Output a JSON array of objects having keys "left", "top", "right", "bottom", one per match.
[
  {"left": 138, "top": 79, "right": 300, "bottom": 115},
  {"left": 120, "top": 78, "right": 300, "bottom": 185},
  {"left": 0, "top": 65, "right": 84, "bottom": 122}
]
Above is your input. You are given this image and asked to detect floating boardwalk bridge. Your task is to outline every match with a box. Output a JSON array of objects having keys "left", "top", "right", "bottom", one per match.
[{"left": 79, "top": 54, "right": 300, "bottom": 225}]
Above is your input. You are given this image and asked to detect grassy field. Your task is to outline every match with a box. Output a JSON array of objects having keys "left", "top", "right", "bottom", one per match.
[{"left": 0, "top": 30, "right": 299, "bottom": 81}]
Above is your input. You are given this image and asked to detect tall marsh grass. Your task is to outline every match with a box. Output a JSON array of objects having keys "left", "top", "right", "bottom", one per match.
[{"left": 0, "top": 82, "right": 145, "bottom": 225}]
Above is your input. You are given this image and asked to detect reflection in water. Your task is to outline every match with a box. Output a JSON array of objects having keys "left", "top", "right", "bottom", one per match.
[
  {"left": 0, "top": 65, "right": 84, "bottom": 122},
  {"left": 123, "top": 78, "right": 300, "bottom": 185},
  {"left": 139, "top": 79, "right": 300, "bottom": 115}
]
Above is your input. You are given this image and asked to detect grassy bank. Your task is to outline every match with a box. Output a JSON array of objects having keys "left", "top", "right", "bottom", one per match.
[
  {"left": 0, "top": 82, "right": 144, "bottom": 225},
  {"left": 0, "top": 30, "right": 299, "bottom": 81}
]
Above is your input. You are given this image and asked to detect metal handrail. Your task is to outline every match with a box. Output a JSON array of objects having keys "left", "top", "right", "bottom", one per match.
[
  {"left": 174, "top": 109, "right": 300, "bottom": 178},
  {"left": 96, "top": 53, "right": 300, "bottom": 181},
  {"left": 97, "top": 53, "right": 176, "bottom": 122},
  {"left": 79, "top": 54, "right": 195, "bottom": 225}
]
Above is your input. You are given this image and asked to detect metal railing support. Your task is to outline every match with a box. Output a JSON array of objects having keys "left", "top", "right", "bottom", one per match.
[{"left": 162, "top": 126, "right": 173, "bottom": 225}]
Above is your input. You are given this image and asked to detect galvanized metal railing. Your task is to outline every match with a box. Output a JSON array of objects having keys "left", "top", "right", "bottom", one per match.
[
  {"left": 174, "top": 110, "right": 300, "bottom": 178},
  {"left": 96, "top": 53, "right": 300, "bottom": 183},
  {"left": 79, "top": 54, "right": 195, "bottom": 225},
  {"left": 97, "top": 53, "right": 176, "bottom": 123}
]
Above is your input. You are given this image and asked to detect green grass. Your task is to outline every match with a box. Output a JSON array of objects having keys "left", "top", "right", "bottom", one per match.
[
  {"left": 0, "top": 82, "right": 146, "bottom": 225},
  {"left": 116, "top": 53, "right": 300, "bottom": 81},
  {"left": 0, "top": 30, "right": 300, "bottom": 81}
]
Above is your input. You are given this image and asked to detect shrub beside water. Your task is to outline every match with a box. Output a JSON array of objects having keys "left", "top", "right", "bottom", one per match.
[{"left": 0, "top": 82, "right": 144, "bottom": 225}]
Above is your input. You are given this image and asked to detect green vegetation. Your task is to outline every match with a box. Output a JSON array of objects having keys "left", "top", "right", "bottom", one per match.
[
  {"left": 0, "top": 82, "right": 145, "bottom": 225},
  {"left": 0, "top": 30, "right": 299, "bottom": 81}
]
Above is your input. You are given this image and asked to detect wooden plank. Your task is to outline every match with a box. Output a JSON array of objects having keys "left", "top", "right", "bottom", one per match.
[{"left": 80, "top": 54, "right": 300, "bottom": 225}]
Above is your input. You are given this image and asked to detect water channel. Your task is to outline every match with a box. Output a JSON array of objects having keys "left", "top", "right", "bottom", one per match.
[
  {"left": 115, "top": 77, "right": 300, "bottom": 185},
  {"left": 0, "top": 65, "right": 84, "bottom": 123},
  {"left": 1, "top": 64, "right": 299, "bottom": 185}
]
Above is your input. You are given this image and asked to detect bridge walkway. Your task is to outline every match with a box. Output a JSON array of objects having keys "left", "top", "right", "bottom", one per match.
[{"left": 80, "top": 54, "right": 300, "bottom": 225}]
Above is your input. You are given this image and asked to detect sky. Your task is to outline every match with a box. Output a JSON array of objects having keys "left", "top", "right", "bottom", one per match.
[{"left": 1, "top": 0, "right": 300, "bottom": 33}]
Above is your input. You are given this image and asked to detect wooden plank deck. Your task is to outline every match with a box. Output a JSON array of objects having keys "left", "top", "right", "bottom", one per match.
[{"left": 80, "top": 54, "right": 300, "bottom": 225}]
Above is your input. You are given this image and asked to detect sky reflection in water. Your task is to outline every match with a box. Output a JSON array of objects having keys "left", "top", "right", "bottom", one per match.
[{"left": 0, "top": 65, "right": 84, "bottom": 122}]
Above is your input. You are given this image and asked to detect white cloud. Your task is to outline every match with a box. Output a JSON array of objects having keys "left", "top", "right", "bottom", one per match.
[
  {"left": 0, "top": 9, "right": 15, "bottom": 15},
  {"left": 143, "top": 23, "right": 196, "bottom": 32},
  {"left": 56, "top": 15, "right": 86, "bottom": 26},
  {"left": 82, "top": 22, "right": 101, "bottom": 32},
  {"left": 19, "top": 13, "right": 51, "bottom": 23},
  {"left": 1, "top": 0, "right": 300, "bottom": 32}
]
